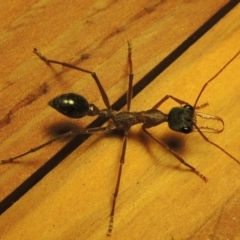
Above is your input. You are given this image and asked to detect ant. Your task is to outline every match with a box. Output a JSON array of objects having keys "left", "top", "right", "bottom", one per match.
[{"left": 1, "top": 42, "right": 240, "bottom": 236}]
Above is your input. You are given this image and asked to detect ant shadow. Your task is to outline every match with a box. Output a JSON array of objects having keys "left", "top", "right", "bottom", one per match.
[{"left": 139, "top": 129, "right": 193, "bottom": 174}]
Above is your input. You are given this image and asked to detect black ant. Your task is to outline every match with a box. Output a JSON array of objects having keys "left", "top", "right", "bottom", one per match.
[{"left": 1, "top": 42, "right": 240, "bottom": 236}]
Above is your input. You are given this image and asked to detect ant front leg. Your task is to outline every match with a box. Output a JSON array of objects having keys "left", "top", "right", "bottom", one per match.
[
  {"left": 142, "top": 94, "right": 207, "bottom": 181},
  {"left": 152, "top": 95, "right": 191, "bottom": 109},
  {"left": 142, "top": 127, "right": 207, "bottom": 181},
  {"left": 33, "top": 48, "right": 111, "bottom": 109}
]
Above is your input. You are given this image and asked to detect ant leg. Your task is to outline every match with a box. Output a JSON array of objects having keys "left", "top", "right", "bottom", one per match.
[
  {"left": 152, "top": 95, "right": 191, "bottom": 109},
  {"left": 107, "top": 130, "right": 129, "bottom": 236},
  {"left": 33, "top": 48, "right": 111, "bottom": 109},
  {"left": 126, "top": 41, "right": 134, "bottom": 111},
  {"left": 107, "top": 42, "right": 133, "bottom": 235},
  {"left": 154, "top": 95, "right": 210, "bottom": 112},
  {"left": 154, "top": 95, "right": 208, "bottom": 110},
  {"left": 142, "top": 127, "right": 207, "bottom": 181},
  {"left": 155, "top": 51, "right": 240, "bottom": 110},
  {"left": 153, "top": 50, "right": 240, "bottom": 110},
  {"left": 0, "top": 126, "right": 108, "bottom": 164}
]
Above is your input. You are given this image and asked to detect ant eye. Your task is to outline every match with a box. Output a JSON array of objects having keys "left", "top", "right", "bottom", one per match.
[
  {"left": 49, "top": 93, "right": 90, "bottom": 118},
  {"left": 183, "top": 105, "right": 194, "bottom": 111},
  {"left": 181, "top": 126, "right": 192, "bottom": 134}
]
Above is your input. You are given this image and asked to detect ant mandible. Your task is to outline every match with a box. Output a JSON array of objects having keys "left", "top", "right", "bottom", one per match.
[{"left": 1, "top": 42, "right": 240, "bottom": 236}]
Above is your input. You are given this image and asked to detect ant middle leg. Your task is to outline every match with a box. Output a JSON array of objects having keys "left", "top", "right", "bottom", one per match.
[
  {"left": 126, "top": 41, "right": 134, "bottom": 111},
  {"left": 33, "top": 48, "right": 111, "bottom": 109},
  {"left": 107, "top": 130, "right": 129, "bottom": 236},
  {"left": 107, "top": 42, "right": 135, "bottom": 235}
]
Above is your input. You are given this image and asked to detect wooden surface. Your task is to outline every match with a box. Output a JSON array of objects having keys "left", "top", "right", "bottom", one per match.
[{"left": 1, "top": 0, "right": 240, "bottom": 239}]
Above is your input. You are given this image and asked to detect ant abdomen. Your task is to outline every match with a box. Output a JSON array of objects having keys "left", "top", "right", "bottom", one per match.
[{"left": 49, "top": 93, "right": 90, "bottom": 118}]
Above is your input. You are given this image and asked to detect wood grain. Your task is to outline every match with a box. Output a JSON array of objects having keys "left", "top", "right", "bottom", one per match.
[{"left": 0, "top": 0, "right": 240, "bottom": 239}]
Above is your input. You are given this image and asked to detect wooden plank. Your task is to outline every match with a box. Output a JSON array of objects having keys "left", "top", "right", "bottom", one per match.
[
  {"left": 1, "top": 0, "right": 240, "bottom": 239},
  {"left": 0, "top": 0, "right": 231, "bottom": 203}
]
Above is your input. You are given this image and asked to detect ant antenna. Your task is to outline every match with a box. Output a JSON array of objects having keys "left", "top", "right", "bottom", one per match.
[
  {"left": 194, "top": 50, "right": 240, "bottom": 108},
  {"left": 192, "top": 50, "right": 240, "bottom": 165}
]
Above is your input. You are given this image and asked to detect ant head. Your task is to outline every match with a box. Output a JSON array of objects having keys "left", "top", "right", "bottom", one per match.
[
  {"left": 168, "top": 105, "right": 194, "bottom": 134},
  {"left": 49, "top": 93, "right": 90, "bottom": 118}
]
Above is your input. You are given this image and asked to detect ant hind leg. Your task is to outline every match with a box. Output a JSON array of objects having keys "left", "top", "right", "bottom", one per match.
[
  {"left": 0, "top": 126, "right": 108, "bottom": 164},
  {"left": 33, "top": 48, "right": 111, "bottom": 109}
]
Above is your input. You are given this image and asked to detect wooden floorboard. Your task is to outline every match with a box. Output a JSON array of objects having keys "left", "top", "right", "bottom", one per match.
[{"left": 0, "top": 1, "right": 240, "bottom": 239}]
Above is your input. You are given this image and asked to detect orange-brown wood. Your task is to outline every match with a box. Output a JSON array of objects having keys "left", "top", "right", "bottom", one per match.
[{"left": 1, "top": 1, "right": 240, "bottom": 239}]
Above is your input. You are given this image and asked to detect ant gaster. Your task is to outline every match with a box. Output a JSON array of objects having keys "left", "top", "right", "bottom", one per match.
[{"left": 1, "top": 42, "right": 240, "bottom": 236}]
